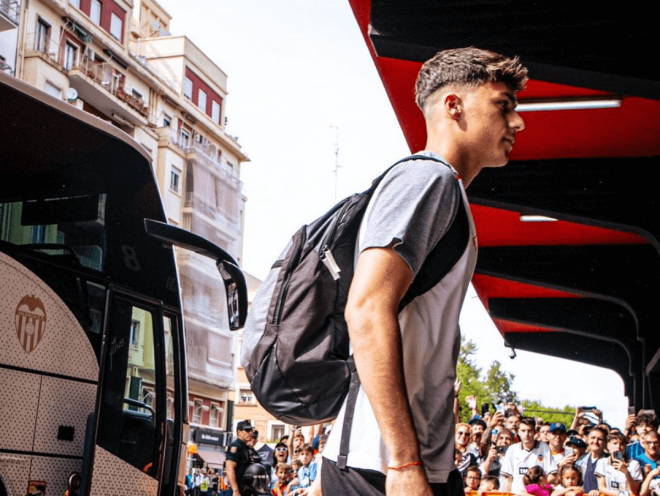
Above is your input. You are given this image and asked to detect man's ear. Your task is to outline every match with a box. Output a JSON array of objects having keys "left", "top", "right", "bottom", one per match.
[{"left": 445, "top": 93, "right": 462, "bottom": 120}]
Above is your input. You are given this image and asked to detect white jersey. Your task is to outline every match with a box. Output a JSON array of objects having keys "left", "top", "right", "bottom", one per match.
[
  {"left": 500, "top": 441, "right": 558, "bottom": 493},
  {"left": 595, "top": 458, "right": 642, "bottom": 494}
]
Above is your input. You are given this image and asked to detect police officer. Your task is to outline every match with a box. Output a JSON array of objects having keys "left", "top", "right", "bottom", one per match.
[{"left": 226, "top": 420, "right": 262, "bottom": 496}]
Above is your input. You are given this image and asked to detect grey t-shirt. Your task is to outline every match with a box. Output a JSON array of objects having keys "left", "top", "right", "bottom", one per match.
[{"left": 323, "top": 151, "right": 478, "bottom": 483}]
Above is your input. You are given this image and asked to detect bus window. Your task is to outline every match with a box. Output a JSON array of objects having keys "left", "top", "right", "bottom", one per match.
[{"left": 97, "top": 297, "right": 163, "bottom": 477}]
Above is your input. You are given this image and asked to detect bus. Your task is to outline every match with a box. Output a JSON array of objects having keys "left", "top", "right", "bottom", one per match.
[{"left": 0, "top": 71, "right": 247, "bottom": 496}]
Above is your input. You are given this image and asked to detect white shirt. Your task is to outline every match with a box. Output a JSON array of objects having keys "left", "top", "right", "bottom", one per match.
[
  {"left": 595, "top": 457, "right": 642, "bottom": 494},
  {"left": 500, "top": 441, "right": 558, "bottom": 493}
]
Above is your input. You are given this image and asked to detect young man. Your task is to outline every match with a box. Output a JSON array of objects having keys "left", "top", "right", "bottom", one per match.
[
  {"left": 595, "top": 432, "right": 642, "bottom": 496},
  {"left": 637, "top": 431, "right": 660, "bottom": 473},
  {"left": 480, "top": 428, "right": 514, "bottom": 478},
  {"left": 500, "top": 417, "right": 558, "bottom": 493},
  {"left": 320, "top": 46, "right": 528, "bottom": 496},
  {"left": 626, "top": 411, "right": 660, "bottom": 463},
  {"left": 547, "top": 423, "right": 569, "bottom": 464}
]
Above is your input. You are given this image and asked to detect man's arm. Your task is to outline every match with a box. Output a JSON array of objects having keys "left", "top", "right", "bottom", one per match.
[
  {"left": 501, "top": 474, "right": 512, "bottom": 492},
  {"left": 225, "top": 460, "right": 241, "bottom": 496},
  {"left": 345, "top": 246, "right": 431, "bottom": 496}
]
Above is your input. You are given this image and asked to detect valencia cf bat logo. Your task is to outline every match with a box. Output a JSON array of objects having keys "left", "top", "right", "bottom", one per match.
[{"left": 15, "top": 295, "right": 47, "bottom": 353}]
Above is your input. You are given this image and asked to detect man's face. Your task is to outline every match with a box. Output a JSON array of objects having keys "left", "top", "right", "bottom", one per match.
[
  {"left": 455, "top": 426, "right": 471, "bottom": 448},
  {"left": 518, "top": 423, "right": 535, "bottom": 446},
  {"left": 505, "top": 414, "right": 520, "bottom": 431},
  {"left": 538, "top": 425, "right": 550, "bottom": 443},
  {"left": 293, "top": 434, "right": 305, "bottom": 448},
  {"left": 587, "top": 430, "right": 605, "bottom": 456},
  {"left": 548, "top": 430, "right": 567, "bottom": 451},
  {"left": 644, "top": 433, "right": 660, "bottom": 458},
  {"left": 458, "top": 82, "right": 525, "bottom": 168},
  {"left": 237, "top": 428, "right": 253, "bottom": 442},
  {"left": 497, "top": 432, "right": 514, "bottom": 447}
]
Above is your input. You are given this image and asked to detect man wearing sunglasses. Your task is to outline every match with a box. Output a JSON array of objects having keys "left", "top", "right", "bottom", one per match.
[{"left": 226, "top": 420, "right": 262, "bottom": 496}]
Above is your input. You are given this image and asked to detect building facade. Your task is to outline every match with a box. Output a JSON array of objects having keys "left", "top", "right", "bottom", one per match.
[{"left": 13, "top": 0, "right": 248, "bottom": 468}]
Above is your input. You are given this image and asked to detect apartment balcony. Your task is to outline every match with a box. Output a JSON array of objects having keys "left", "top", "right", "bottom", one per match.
[
  {"left": 0, "top": 0, "right": 19, "bottom": 31},
  {"left": 24, "top": 33, "right": 62, "bottom": 68},
  {"left": 68, "top": 57, "right": 149, "bottom": 125}
]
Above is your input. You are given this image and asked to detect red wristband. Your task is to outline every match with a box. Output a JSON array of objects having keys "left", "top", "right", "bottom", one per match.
[{"left": 387, "top": 460, "right": 423, "bottom": 471}]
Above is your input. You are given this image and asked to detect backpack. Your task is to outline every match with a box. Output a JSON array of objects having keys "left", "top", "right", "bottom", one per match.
[{"left": 240, "top": 154, "right": 470, "bottom": 427}]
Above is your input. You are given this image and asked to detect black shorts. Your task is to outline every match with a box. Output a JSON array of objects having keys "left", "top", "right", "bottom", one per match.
[{"left": 321, "top": 457, "right": 466, "bottom": 496}]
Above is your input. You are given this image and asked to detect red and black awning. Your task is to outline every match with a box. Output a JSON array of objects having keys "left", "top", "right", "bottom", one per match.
[{"left": 348, "top": 0, "right": 660, "bottom": 408}]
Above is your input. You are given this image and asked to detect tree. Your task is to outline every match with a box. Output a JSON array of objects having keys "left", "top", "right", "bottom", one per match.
[
  {"left": 521, "top": 400, "right": 575, "bottom": 425},
  {"left": 456, "top": 337, "right": 518, "bottom": 422}
]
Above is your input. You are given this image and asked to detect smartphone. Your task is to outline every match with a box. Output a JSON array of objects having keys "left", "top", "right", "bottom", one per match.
[
  {"left": 613, "top": 451, "right": 624, "bottom": 461},
  {"left": 580, "top": 406, "right": 596, "bottom": 412},
  {"left": 629, "top": 406, "right": 636, "bottom": 415},
  {"left": 482, "top": 403, "right": 490, "bottom": 416},
  {"left": 496, "top": 402, "right": 505, "bottom": 414},
  {"left": 497, "top": 446, "right": 509, "bottom": 455}
]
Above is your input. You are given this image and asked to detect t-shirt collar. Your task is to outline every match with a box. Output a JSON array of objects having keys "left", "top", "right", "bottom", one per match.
[{"left": 415, "top": 150, "right": 458, "bottom": 176}]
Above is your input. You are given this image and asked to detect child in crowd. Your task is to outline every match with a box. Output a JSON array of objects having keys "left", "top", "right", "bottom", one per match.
[
  {"left": 464, "top": 466, "right": 482, "bottom": 491},
  {"left": 296, "top": 444, "right": 317, "bottom": 489},
  {"left": 270, "top": 462, "right": 293, "bottom": 496},
  {"left": 553, "top": 464, "right": 584, "bottom": 496},
  {"left": 478, "top": 475, "right": 499, "bottom": 495},
  {"left": 522, "top": 466, "right": 553, "bottom": 496}
]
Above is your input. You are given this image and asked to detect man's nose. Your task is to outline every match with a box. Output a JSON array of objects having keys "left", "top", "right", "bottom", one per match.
[{"left": 510, "top": 110, "right": 525, "bottom": 132}]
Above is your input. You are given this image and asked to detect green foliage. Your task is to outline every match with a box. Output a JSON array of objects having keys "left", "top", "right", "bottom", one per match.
[
  {"left": 456, "top": 337, "right": 576, "bottom": 424},
  {"left": 456, "top": 337, "right": 518, "bottom": 422},
  {"left": 521, "top": 400, "right": 576, "bottom": 425}
]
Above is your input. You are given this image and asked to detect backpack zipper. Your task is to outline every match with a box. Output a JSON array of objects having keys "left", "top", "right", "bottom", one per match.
[{"left": 273, "top": 228, "right": 307, "bottom": 325}]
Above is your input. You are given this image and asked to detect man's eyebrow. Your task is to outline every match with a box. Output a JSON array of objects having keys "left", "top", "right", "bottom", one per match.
[{"left": 503, "top": 92, "right": 518, "bottom": 108}]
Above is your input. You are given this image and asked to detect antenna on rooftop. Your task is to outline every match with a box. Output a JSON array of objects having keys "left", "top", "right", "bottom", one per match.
[{"left": 330, "top": 125, "right": 341, "bottom": 201}]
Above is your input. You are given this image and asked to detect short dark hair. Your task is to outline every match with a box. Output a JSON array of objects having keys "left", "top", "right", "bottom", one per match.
[
  {"left": 481, "top": 476, "right": 500, "bottom": 489},
  {"left": 520, "top": 417, "right": 537, "bottom": 430},
  {"left": 607, "top": 432, "right": 627, "bottom": 446},
  {"left": 300, "top": 443, "right": 314, "bottom": 455},
  {"left": 469, "top": 418, "right": 487, "bottom": 429},
  {"left": 415, "top": 47, "right": 528, "bottom": 111},
  {"left": 637, "top": 412, "right": 659, "bottom": 429}
]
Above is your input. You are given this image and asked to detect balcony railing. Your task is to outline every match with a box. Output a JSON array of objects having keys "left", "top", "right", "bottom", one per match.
[
  {"left": 72, "top": 57, "right": 149, "bottom": 117},
  {"left": 0, "top": 0, "right": 20, "bottom": 25},
  {"left": 24, "top": 33, "right": 62, "bottom": 67}
]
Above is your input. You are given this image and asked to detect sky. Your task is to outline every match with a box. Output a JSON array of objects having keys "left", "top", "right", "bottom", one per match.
[{"left": 157, "top": 0, "right": 629, "bottom": 428}]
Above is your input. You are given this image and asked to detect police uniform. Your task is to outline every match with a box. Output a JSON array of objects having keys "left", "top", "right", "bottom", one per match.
[{"left": 226, "top": 438, "right": 262, "bottom": 495}]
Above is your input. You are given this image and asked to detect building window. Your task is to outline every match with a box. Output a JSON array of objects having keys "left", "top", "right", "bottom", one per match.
[
  {"left": 271, "top": 424, "right": 285, "bottom": 442},
  {"left": 210, "top": 403, "right": 223, "bottom": 428},
  {"left": 110, "top": 12, "right": 123, "bottom": 41},
  {"left": 69, "top": 0, "right": 81, "bottom": 8},
  {"left": 43, "top": 81, "right": 62, "bottom": 99},
  {"left": 129, "top": 320, "right": 139, "bottom": 346},
  {"left": 192, "top": 399, "right": 203, "bottom": 424},
  {"left": 212, "top": 101, "right": 221, "bottom": 125},
  {"left": 170, "top": 168, "right": 181, "bottom": 193},
  {"left": 35, "top": 19, "right": 50, "bottom": 53},
  {"left": 163, "top": 114, "right": 171, "bottom": 127},
  {"left": 183, "top": 77, "right": 193, "bottom": 99},
  {"left": 198, "top": 89, "right": 207, "bottom": 113},
  {"left": 91, "top": 0, "right": 102, "bottom": 25},
  {"left": 239, "top": 388, "right": 253, "bottom": 404},
  {"left": 180, "top": 129, "right": 190, "bottom": 149},
  {"left": 63, "top": 41, "right": 78, "bottom": 70}
]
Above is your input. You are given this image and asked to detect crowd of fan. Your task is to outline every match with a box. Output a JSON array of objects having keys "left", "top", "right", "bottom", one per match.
[{"left": 454, "top": 396, "right": 660, "bottom": 496}]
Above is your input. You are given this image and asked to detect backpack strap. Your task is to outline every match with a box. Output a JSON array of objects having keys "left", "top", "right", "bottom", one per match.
[{"left": 337, "top": 153, "right": 468, "bottom": 471}]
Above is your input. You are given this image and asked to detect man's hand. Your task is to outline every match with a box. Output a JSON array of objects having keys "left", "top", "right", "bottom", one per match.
[
  {"left": 489, "top": 412, "right": 504, "bottom": 428},
  {"left": 612, "top": 458, "right": 628, "bottom": 474},
  {"left": 486, "top": 446, "right": 498, "bottom": 461},
  {"left": 466, "top": 395, "right": 478, "bottom": 411},
  {"left": 588, "top": 490, "right": 600, "bottom": 496},
  {"left": 626, "top": 414, "right": 637, "bottom": 432},
  {"left": 559, "top": 453, "right": 578, "bottom": 467},
  {"left": 387, "top": 467, "right": 433, "bottom": 496},
  {"left": 454, "top": 380, "right": 461, "bottom": 396}
]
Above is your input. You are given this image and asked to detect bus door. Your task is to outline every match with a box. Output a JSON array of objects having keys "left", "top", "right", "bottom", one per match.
[{"left": 83, "top": 288, "right": 169, "bottom": 496}]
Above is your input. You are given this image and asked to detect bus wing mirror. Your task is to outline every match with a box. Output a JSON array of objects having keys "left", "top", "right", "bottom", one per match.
[{"left": 144, "top": 219, "right": 248, "bottom": 330}]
